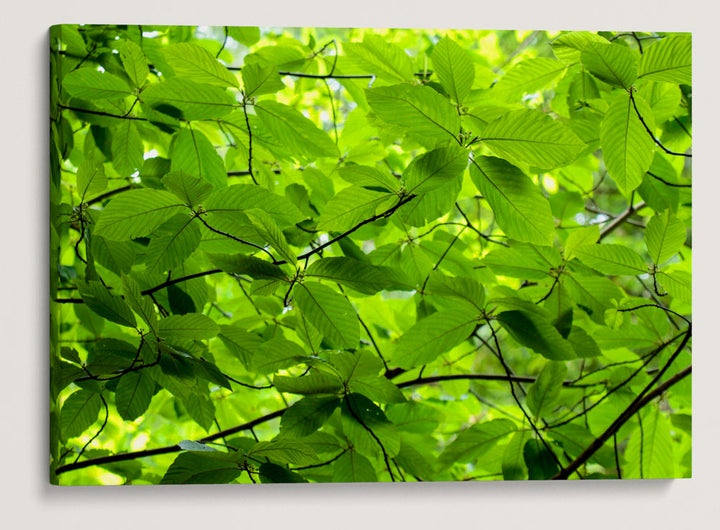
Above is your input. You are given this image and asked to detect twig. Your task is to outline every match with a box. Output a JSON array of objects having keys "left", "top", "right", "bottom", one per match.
[
  {"left": 629, "top": 91, "right": 691, "bottom": 158},
  {"left": 55, "top": 408, "right": 287, "bottom": 475}
]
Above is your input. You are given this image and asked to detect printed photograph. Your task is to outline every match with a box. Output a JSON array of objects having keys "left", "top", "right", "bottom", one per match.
[{"left": 50, "top": 25, "right": 692, "bottom": 485}]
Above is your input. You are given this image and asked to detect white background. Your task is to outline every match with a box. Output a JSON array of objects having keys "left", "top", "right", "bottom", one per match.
[{"left": 1, "top": 1, "right": 717, "bottom": 528}]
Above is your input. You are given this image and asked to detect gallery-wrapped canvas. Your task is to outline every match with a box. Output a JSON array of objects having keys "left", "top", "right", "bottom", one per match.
[{"left": 49, "top": 25, "right": 692, "bottom": 485}]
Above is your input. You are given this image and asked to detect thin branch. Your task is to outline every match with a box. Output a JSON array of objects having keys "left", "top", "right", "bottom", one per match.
[
  {"left": 629, "top": 91, "right": 691, "bottom": 158},
  {"left": 345, "top": 398, "right": 395, "bottom": 482},
  {"left": 241, "top": 99, "right": 258, "bottom": 185},
  {"left": 195, "top": 214, "right": 278, "bottom": 263},
  {"left": 58, "top": 104, "right": 147, "bottom": 121},
  {"left": 486, "top": 321, "right": 567, "bottom": 475},
  {"left": 142, "top": 269, "right": 224, "bottom": 296},
  {"left": 647, "top": 171, "right": 692, "bottom": 188},
  {"left": 598, "top": 200, "right": 646, "bottom": 241},
  {"left": 287, "top": 194, "right": 417, "bottom": 264},
  {"left": 396, "top": 373, "right": 600, "bottom": 389},
  {"left": 553, "top": 363, "right": 691, "bottom": 480},
  {"left": 85, "top": 185, "right": 133, "bottom": 206},
  {"left": 73, "top": 393, "right": 109, "bottom": 464},
  {"left": 55, "top": 408, "right": 287, "bottom": 476}
]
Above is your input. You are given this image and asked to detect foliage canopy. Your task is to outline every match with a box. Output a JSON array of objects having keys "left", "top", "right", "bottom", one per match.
[{"left": 50, "top": 25, "right": 692, "bottom": 485}]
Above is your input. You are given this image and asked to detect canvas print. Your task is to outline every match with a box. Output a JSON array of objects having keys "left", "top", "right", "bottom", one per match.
[{"left": 50, "top": 25, "right": 692, "bottom": 485}]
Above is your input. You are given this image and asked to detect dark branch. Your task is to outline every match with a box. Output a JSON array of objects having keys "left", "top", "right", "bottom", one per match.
[
  {"left": 85, "top": 185, "right": 133, "bottom": 206},
  {"left": 287, "top": 194, "right": 417, "bottom": 264},
  {"left": 59, "top": 104, "right": 147, "bottom": 121},
  {"left": 553, "top": 326, "right": 691, "bottom": 479},
  {"left": 598, "top": 200, "right": 646, "bottom": 241},
  {"left": 629, "top": 91, "right": 691, "bottom": 158},
  {"left": 55, "top": 408, "right": 286, "bottom": 476},
  {"left": 396, "top": 373, "right": 600, "bottom": 389}
]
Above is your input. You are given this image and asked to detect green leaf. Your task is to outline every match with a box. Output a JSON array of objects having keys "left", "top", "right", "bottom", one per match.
[
  {"left": 115, "top": 371, "right": 155, "bottom": 421},
  {"left": 563, "top": 273, "right": 624, "bottom": 324},
  {"left": 524, "top": 439, "right": 559, "bottom": 480},
  {"left": 259, "top": 463, "right": 308, "bottom": 483},
  {"left": 337, "top": 164, "right": 400, "bottom": 192},
  {"left": 160, "top": 452, "right": 242, "bottom": 484},
  {"left": 440, "top": 419, "right": 516, "bottom": 465},
  {"left": 159, "top": 313, "right": 220, "bottom": 340},
  {"left": 144, "top": 214, "right": 201, "bottom": 272},
  {"left": 248, "top": 440, "right": 319, "bottom": 466},
  {"left": 470, "top": 156, "right": 555, "bottom": 245},
  {"left": 121, "top": 274, "right": 158, "bottom": 333},
  {"left": 228, "top": 27, "right": 261, "bottom": 47},
  {"left": 405, "top": 144, "right": 467, "bottom": 194},
  {"left": 61, "top": 389, "right": 102, "bottom": 438},
  {"left": 316, "top": 186, "right": 392, "bottom": 232},
  {"left": 645, "top": 210, "right": 686, "bottom": 266},
  {"left": 567, "top": 326, "right": 602, "bottom": 358},
  {"left": 638, "top": 35, "right": 692, "bottom": 85},
  {"left": 294, "top": 281, "right": 359, "bottom": 349},
  {"left": 563, "top": 225, "right": 600, "bottom": 260},
  {"left": 344, "top": 34, "right": 414, "bottom": 83},
  {"left": 483, "top": 245, "right": 554, "bottom": 280},
  {"left": 161, "top": 170, "right": 214, "bottom": 206},
  {"left": 111, "top": 121, "right": 144, "bottom": 177},
  {"left": 600, "top": 91, "right": 656, "bottom": 195},
  {"left": 496, "top": 310, "right": 576, "bottom": 360},
  {"left": 204, "top": 184, "right": 304, "bottom": 227},
  {"left": 342, "top": 394, "right": 400, "bottom": 458},
  {"left": 581, "top": 42, "right": 639, "bottom": 88},
  {"left": 393, "top": 307, "right": 477, "bottom": 369},
  {"left": 63, "top": 68, "right": 132, "bottom": 100},
  {"left": 218, "top": 325, "right": 263, "bottom": 367},
  {"left": 241, "top": 63, "right": 286, "bottom": 97},
  {"left": 164, "top": 42, "right": 238, "bottom": 87},
  {"left": 431, "top": 36, "right": 475, "bottom": 104},
  {"left": 624, "top": 407, "right": 676, "bottom": 478},
  {"left": 349, "top": 376, "right": 405, "bottom": 405},
  {"left": 251, "top": 338, "right": 310, "bottom": 374},
  {"left": 94, "top": 188, "right": 186, "bottom": 240},
  {"left": 480, "top": 109, "right": 586, "bottom": 170},
  {"left": 549, "top": 423, "right": 615, "bottom": 469},
  {"left": 279, "top": 397, "right": 341, "bottom": 438},
  {"left": 385, "top": 402, "right": 443, "bottom": 434},
  {"left": 332, "top": 450, "right": 377, "bottom": 482},
  {"left": 656, "top": 269, "right": 691, "bottom": 304},
  {"left": 77, "top": 280, "right": 136, "bottom": 328},
  {"left": 330, "top": 350, "right": 383, "bottom": 382},
  {"left": 502, "top": 430, "right": 531, "bottom": 480},
  {"left": 120, "top": 40, "right": 149, "bottom": 88},
  {"left": 170, "top": 128, "right": 227, "bottom": 189},
  {"left": 573, "top": 244, "right": 647, "bottom": 275},
  {"left": 493, "top": 58, "right": 567, "bottom": 101},
  {"left": 426, "top": 272, "right": 485, "bottom": 311},
  {"left": 365, "top": 84, "right": 460, "bottom": 148},
  {"left": 305, "top": 257, "right": 403, "bottom": 295},
  {"left": 274, "top": 371, "right": 345, "bottom": 396},
  {"left": 208, "top": 253, "right": 288, "bottom": 280},
  {"left": 526, "top": 362, "right": 567, "bottom": 419},
  {"left": 244, "top": 208, "right": 296, "bottom": 266},
  {"left": 76, "top": 159, "right": 107, "bottom": 201},
  {"left": 141, "top": 78, "right": 236, "bottom": 120},
  {"left": 254, "top": 100, "right": 338, "bottom": 161},
  {"left": 551, "top": 31, "right": 610, "bottom": 63}
]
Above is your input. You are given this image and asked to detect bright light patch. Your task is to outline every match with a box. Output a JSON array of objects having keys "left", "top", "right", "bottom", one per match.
[
  {"left": 131, "top": 432, "right": 149, "bottom": 451},
  {"left": 544, "top": 175, "right": 558, "bottom": 193},
  {"left": 143, "top": 149, "right": 159, "bottom": 160}
]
